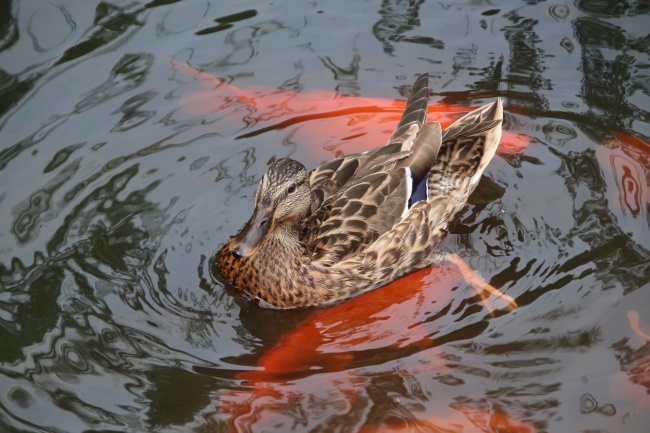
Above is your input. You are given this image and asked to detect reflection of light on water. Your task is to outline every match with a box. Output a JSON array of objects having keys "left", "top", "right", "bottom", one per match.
[
  {"left": 542, "top": 120, "right": 577, "bottom": 146},
  {"left": 597, "top": 133, "right": 649, "bottom": 246},
  {"left": 611, "top": 155, "right": 641, "bottom": 216},
  {"left": 549, "top": 5, "right": 570, "bottom": 21},
  {"left": 0, "top": 0, "right": 649, "bottom": 431},
  {"left": 628, "top": 311, "right": 650, "bottom": 341}
]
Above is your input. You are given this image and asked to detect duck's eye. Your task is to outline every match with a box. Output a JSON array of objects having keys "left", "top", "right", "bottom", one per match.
[{"left": 287, "top": 183, "right": 296, "bottom": 194}]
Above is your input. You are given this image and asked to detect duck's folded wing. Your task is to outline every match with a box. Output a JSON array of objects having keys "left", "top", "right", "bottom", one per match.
[
  {"left": 387, "top": 73, "right": 430, "bottom": 146},
  {"left": 306, "top": 160, "right": 413, "bottom": 265},
  {"left": 308, "top": 73, "right": 432, "bottom": 214},
  {"left": 305, "top": 74, "right": 440, "bottom": 263},
  {"left": 441, "top": 119, "right": 502, "bottom": 145},
  {"left": 308, "top": 142, "right": 403, "bottom": 211}
]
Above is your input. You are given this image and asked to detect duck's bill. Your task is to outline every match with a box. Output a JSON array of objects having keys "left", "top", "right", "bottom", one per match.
[{"left": 231, "top": 210, "right": 273, "bottom": 258}]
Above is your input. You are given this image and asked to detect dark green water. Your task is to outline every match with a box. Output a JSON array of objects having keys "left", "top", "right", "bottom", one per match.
[{"left": 1, "top": 1, "right": 649, "bottom": 432}]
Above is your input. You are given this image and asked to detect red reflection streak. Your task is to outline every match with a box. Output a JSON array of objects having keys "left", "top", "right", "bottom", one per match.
[
  {"left": 612, "top": 310, "right": 650, "bottom": 409},
  {"left": 218, "top": 266, "right": 536, "bottom": 431},
  {"left": 220, "top": 267, "right": 448, "bottom": 431},
  {"left": 603, "top": 132, "right": 650, "bottom": 219},
  {"left": 628, "top": 311, "right": 650, "bottom": 341},
  {"left": 355, "top": 410, "right": 536, "bottom": 433},
  {"left": 168, "top": 59, "right": 530, "bottom": 159}
]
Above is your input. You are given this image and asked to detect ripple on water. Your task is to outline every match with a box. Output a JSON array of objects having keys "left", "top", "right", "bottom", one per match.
[
  {"left": 0, "top": 1, "right": 649, "bottom": 432},
  {"left": 542, "top": 120, "right": 578, "bottom": 147}
]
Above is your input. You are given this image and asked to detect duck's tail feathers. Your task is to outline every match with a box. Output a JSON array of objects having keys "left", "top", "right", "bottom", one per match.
[
  {"left": 387, "top": 73, "right": 446, "bottom": 197},
  {"left": 425, "top": 98, "right": 503, "bottom": 218},
  {"left": 402, "top": 121, "right": 442, "bottom": 187},
  {"left": 387, "top": 73, "right": 430, "bottom": 146}
]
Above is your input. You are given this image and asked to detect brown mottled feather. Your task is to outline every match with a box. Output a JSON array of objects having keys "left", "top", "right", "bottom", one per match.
[{"left": 387, "top": 73, "right": 430, "bottom": 145}]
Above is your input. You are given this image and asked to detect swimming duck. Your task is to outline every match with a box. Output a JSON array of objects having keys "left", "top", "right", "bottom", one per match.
[{"left": 214, "top": 73, "right": 513, "bottom": 309}]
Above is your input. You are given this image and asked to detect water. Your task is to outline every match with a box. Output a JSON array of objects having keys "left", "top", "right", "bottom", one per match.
[{"left": 1, "top": 0, "right": 649, "bottom": 432}]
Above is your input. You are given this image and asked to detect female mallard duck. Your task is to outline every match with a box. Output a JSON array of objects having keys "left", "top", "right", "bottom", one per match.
[{"left": 215, "top": 73, "right": 513, "bottom": 309}]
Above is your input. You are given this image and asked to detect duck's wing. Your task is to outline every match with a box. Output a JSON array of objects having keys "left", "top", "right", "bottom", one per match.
[
  {"left": 307, "top": 142, "right": 403, "bottom": 212},
  {"left": 387, "top": 73, "right": 430, "bottom": 145},
  {"left": 308, "top": 73, "right": 433, "bottom": 212},
  {"left": 437, "top": 98, "right": 502, "bottom": 182},
  {"left": 424, "top": 99, "right": 503, "bottom": 224},
  {"left": 305, "top": 154, "right": 413, "bottom": 264},
  {"left": 304, "top": 73, "right": 439, "bottom": 264}
]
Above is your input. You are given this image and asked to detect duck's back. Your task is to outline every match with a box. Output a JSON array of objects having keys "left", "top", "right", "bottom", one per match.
[
  {"left": 301, "top": 74, "right": 438, "bottom": 264},
  {"left": 302, "top": 75, "right": 503, "bottom": 270}
]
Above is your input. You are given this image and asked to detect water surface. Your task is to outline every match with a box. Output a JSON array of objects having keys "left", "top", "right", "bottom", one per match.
[{"left": 1, "top": 1, "right": 649, "bottom": 432}]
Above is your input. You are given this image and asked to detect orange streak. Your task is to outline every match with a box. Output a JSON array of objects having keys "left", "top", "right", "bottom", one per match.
[
  {"left": 611, "top": 131, "right": 650, "bottom": 154},
  {"left": 628, "top": 310, "right": 650, "bottom": 341},
  {"left": 236, "top": 266, "right": 450, "bottom": 387},
  {"left": 168, "top": 59, "right": 531, "bottom": 160},
  {"left": 219, "top": 266, "right": 456, "bottom": 430}
]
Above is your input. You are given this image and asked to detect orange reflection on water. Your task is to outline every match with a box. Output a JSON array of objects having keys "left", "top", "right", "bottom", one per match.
[
  {"left": 597, "top": 131, "right": 650, "bottom": 250},
  {"left": 168, "top": 59, "right": 530, "bottom": 161},
  {"left": 354, "top": 409, "right": 536, "bottom": 433},
  {"left": 628, "top": 311, "right": 650, "bottom": 342},
  {"left": 220, "top": 266, "right": 446, "bottom": 431},
  {"left": 217, "top": 265, "right": 536, "bottom": 431},
  {"left": 608, "top": 131, "right": 650, "bottom": 410}
]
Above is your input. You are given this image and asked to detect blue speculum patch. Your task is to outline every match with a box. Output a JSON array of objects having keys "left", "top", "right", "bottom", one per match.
[{"left": 409, "top": 176, "right": 427, "bottom": 207}]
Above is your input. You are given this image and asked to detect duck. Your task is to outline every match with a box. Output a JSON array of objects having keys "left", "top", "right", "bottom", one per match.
[{"left": 214, "top": 73, "right": 515, "bottom": 310}]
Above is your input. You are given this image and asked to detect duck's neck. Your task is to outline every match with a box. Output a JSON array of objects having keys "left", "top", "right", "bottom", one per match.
[{"left": 267, "top": 222, "right": 303, "bottom": 256}]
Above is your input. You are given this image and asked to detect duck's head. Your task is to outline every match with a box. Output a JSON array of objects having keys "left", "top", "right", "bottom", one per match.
[{"left": 230, "top": 158, "right": 311, "bottom": 258}]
